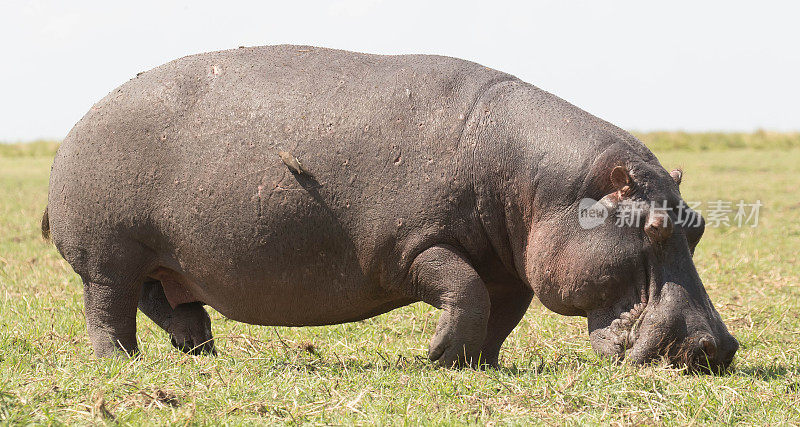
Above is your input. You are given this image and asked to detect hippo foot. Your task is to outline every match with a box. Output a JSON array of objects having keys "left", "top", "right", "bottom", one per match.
[
  {"left": 138, "top": 280, "right": 216, "bottom": 356},
  {"left": 166, "top": 303, "right": 216, "bottom": 356},
  {"left": 428, "top": 308, "right": 488, "bottom": 368}
]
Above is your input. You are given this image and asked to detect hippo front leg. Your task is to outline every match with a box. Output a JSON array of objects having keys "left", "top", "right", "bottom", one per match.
[
  {"left": 410, "top": 245, "right": 490, "bottom": 368},
  {"left": 138, "top": 280, "right": 216, "bottom": 355},
  {"left": 480, "top": 286, "right": 533, "bottom": 367}
]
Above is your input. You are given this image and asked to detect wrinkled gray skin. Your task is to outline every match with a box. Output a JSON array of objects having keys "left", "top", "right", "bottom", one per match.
[{"left": 45, "top": 45, "right": 737, "bottom": 371}]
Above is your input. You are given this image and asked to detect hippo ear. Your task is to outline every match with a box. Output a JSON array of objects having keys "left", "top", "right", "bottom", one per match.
[
  {"left": 670, "top": 169, "right": 682, "bottom": 186},
  {"left": 610, "top": 166, "right": 631, "bottom": 189},
  {"left": 598, "top": 166, "right": 631, "bottom": 210}
]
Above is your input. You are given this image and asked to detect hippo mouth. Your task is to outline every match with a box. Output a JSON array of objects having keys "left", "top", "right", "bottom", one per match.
[
  {"left": 618, "top": 260, "right": 656, "bottom": 360},
  {"left": 588, "top": 257, "right": 655, "bottom": 362},
  {"left": 608, "top": 301, "right": 648, "bottom": 358}
]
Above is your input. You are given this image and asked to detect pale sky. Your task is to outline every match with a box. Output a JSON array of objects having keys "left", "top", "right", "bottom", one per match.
[{"left": 1, "top": 0, "right": 798, "bottom": 141}]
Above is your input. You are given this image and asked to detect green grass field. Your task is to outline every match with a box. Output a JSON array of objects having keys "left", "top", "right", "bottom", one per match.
[{"left": 1, "top": 135, "right": 798, "bottom": 424}]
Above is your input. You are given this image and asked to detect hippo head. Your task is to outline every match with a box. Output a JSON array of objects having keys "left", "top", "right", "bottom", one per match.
[{"left": 518, "top": 147, "right": 738, "bottom": 373}]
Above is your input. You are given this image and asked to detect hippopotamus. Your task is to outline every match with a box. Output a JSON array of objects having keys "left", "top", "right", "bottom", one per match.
[{"left": 43, "top": 45, "right": 738, "bottom": 372}]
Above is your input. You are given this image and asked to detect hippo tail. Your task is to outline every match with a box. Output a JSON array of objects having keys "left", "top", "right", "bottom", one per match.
[{"left": 41, "top": 206, "right": 50, "bottom": 240}]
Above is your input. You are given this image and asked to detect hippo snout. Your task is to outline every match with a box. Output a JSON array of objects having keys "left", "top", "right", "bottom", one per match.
[{"left": 621, "top": 279, "right": 738, "bottom": 374}]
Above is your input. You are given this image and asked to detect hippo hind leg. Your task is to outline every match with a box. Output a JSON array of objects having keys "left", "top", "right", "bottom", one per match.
[
  {"left": 138, "top": 279, "right": 216, "bottom": 355},
  {"left": 83, "top": 277, "right": 141, "bottom": 357},
  {"left": 73, "top": 242, "right": 154, "bottom": 357}
]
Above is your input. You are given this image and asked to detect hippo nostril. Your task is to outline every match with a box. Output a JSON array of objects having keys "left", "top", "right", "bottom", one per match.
[
  {"left": 699, "top": 337, "right": 717, "bottom": 359},
  {"left": 693, "top": 335, "right": 738, "bottom": 374}
]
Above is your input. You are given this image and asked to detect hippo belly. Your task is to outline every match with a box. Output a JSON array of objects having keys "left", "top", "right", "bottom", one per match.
[{"left": 148, "top": 164, "right": 414, "bottom": 326}]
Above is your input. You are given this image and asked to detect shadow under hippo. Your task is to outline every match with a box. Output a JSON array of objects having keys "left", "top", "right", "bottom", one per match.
[{"left": 42, "top": 45, "right": 737, "bottom": 373}]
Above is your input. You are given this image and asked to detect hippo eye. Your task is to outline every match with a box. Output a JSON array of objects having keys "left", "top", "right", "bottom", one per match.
[{"left": 670, "top": 204, "right": 705, "bottom": 255}]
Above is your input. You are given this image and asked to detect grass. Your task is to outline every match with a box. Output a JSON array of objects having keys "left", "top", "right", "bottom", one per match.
[
  {"left": 0, "top": 140, "right": 60, "bottom": 158},
  {"left": 633, "top": 131, "right": 800, "bottom": 152},
  {"left": 1, "top": 134, "right": 799, "bottom": 424}
]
